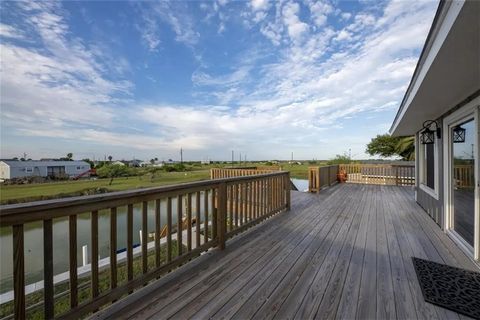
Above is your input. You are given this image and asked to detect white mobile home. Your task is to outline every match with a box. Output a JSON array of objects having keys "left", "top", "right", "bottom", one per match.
[
  {"left": 390, "top": 0, "right": 479, "bottom": 262},
  {"left": 0, "top": 160, "right": 91, "bottom": 180}
]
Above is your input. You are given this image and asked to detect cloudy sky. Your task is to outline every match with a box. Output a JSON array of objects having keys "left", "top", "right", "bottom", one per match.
[{"left": 0, "top": 0, "right": 438, "bottom": 161}]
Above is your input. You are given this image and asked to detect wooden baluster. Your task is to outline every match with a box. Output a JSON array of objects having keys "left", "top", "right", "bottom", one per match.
[
  {"left": 228, "top": 185, "right": 233, "bottom": 232},
  {"left": 110, "top": 208, "right": 117, "bottom": 289},
  {"left": 142, "top": 202, "right": 148, "bottom": 274},
  {"left": 13, "top": 225, "right": 25, "bottom": 320},
  {"left": 177, "top": 195, "right": 183, "bottom": 257},
  {"left": 286, "top": 173, "right": 291, "bottom": 210},
  {"left": 69, "top": 215, "right": 78, "bottom": 308},
  {"left": 155, "top": 199, "right": 161, "bottom": 268},
  {"left": 261, "top": 179, "right": 265, "bottom": 216},
  {"left": 167, "top": 197, "right": 172, "bottom": 262},
  {"left": 268, "top": 177, "right": 273, "bottom": 213},
  {"left": 196, "top": 191, "right": 201, "bottom": 247},
  {"left": 203, "top": 190, "right": 209, "bottom": 243},
  {"left": 212, "top": 189, "right": 217, "bottom": 239},
  {"left": 217, "top": 182, "right": 227, "bottom": 249},
  {"left": 234, "top": 184, "right": 239, "bottom": 228},
  {"left": 43, "top": 219, "right": 54, "bottom": 319},
  {"left": 247, "top": 182, "right": 251, "bottom": 222},
  {"left": 127, "top": 204, "right": 133, "bottom": 281},
  {"left": 253, "top": 180, "right": 258, "bottom": 218},
  {"left": 239, "top": 184, "right": 244, "bottom": 225},
  {"left": 316, "top": 168, "right": 320, "bottom": 194},
  {"left": 187, "top": 193, "right": 192, "bottom": 252},
  {"left": 91, "top": 210, "right": 99, "bottom": 298}
]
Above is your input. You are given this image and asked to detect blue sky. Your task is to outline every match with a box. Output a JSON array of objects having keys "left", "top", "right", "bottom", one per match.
[{"left": 0, "top": 0, "right": 438, "bottom": 161}]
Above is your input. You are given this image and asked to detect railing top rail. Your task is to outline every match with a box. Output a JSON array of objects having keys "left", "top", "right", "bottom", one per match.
[
  {"left": 339, "top": 163, "right": 414, "bottom": 167},
  {"left": 0, "top": 171, "right": 289, "bottom": 226}
]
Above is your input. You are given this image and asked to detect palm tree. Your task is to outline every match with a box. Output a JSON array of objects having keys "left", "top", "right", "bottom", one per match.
[{"left": 396, "top": 136, "right": 415, "bottom": 161}]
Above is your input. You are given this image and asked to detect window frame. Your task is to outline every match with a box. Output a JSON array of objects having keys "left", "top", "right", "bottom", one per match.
[{"left": 418, "top": 130, "right": 440, "bottom": 200}]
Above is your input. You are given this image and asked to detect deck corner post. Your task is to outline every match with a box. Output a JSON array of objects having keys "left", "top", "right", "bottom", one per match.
[
  {"left": 395, "top": 165, "right": 399, "bottom": 186},
  {"left": 217, "top": 182, "right": 227, "bottom": 250},
  {"left": 285, "top": 172, "right": 291, "bottom": 210}
]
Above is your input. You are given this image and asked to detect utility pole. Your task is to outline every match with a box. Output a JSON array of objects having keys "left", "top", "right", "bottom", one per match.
[
  {"left": 180, "top": 148, "right": 183, "bottom": 163},
  {"left": 231, "top": 150, "right": 234, "bottom": 164},
  {"left": 239, "top": 152, "right": 242, "bottom": 166}
]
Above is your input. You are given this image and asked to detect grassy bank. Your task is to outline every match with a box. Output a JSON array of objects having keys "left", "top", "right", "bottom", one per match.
[
  {"left": 0, "top": 241, "right": 186, "bottom": 319},
  {"left": 0, "top": 170, "right": 210, "bottom": 204},
  {"left": 0, "top": 162, "right": 320, "bottom": 204}
]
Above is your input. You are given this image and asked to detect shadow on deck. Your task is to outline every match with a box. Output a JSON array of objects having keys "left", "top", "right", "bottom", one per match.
[{"left": 94, "top": 184, "right": 478, "bottom": 320}]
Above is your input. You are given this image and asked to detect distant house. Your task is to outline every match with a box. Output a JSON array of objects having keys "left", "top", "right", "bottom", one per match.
[
  {"left": 0, "top": 160, "right": 91, "bottom": 180},
  {"left": 128, "top": 159, "right": 142, "bottom": 167},
  {"left": 111, "top": 161, "right": 126, "bottom": 166}
]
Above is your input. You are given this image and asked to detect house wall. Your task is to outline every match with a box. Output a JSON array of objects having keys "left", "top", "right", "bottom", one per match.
[
  {"left": 2, "top": 162, "right": 90, "bottom": 179},
  {"left": 0, "top": 163, "right": 10, "bottom": 180},
  {"left": 415, "top": 119, "right": 445, "bottom": 228}
]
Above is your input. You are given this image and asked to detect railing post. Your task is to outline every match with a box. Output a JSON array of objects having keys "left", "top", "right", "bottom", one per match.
[
  {"left": 285, "top": 173, "right": 291, "bottom": 210},
  {"left": 217, "top": 182, "right": 227, "bottom": 250},
  {"left": 308, "top": 168, "right": 313, "bottom": 192},
  {"left": 395, "top": 166, "right": 399, "bottom": 186},
  {"left": 316, "top": 167, "right": 320, "bottom": 194},
  {"left": 328, "top": 166, "right": 331, "bottom": 186}
]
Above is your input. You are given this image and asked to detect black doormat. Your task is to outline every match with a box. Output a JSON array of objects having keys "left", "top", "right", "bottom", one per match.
[{"left": 412, "top": 257, "right": 480, "bottom": 319}]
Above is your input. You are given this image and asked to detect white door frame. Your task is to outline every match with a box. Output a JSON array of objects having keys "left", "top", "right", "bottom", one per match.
[{"left": 443, "top": 96, "right": 480, "bottom": 262}]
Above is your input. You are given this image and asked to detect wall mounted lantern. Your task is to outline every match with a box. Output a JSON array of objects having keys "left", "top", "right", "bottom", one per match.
[
  {"left": 452, "top": 125, "right": 466, "bottom": 143},
  {"left": 420, "top": 120, "right": 441, "bottom": 144}
]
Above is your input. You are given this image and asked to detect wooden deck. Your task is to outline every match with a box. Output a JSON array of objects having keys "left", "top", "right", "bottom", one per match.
[{"left": 94, "top": 184, "right": 479, "bottom": 320}]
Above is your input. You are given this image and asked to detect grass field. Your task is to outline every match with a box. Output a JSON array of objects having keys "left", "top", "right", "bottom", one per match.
[{"left": 0, "top": 162, "right": 323, "bottom": 204}]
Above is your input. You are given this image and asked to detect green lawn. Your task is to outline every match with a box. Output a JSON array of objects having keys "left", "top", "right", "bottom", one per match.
[
  {"left": 0, "top": 162, "right": 321, "bottom": 204},
  {"left": 0, "top": 170, "right": 211, "bottom": 204}
]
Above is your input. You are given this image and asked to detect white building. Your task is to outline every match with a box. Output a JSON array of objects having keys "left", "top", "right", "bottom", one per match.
[{"left": 0, "top": 160, "right": 91, "bottom": 180}]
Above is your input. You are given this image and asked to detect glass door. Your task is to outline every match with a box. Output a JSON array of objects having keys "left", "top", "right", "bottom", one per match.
[{"left": 451, "top": 118, "right": 476, "bottom": 248}]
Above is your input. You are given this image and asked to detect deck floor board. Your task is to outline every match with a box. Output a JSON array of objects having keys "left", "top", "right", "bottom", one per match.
[{"left": 94, "top": 184, "right": 479, "bottom": 320}]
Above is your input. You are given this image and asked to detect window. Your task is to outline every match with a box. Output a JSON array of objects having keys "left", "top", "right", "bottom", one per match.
[
  {"left": 76, "top": 166, "right": 82, "bottom": 170},
  {"left": 418, "top": 133, "right": 438, "bottom": 196},
  {"left": 25, "top": 167, "right": 33, "bottom": 173}
]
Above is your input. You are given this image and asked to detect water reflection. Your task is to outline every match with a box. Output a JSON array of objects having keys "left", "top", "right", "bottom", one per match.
[{"left": 0, "top": 192, "right": 211, "bottom": 292}]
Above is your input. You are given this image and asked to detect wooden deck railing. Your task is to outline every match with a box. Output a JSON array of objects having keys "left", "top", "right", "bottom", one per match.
[
  {"left": 453, "top": 164, "right": 475, "bottom": 188},
  {"left": 210, "top": 167, "right": 280, "bottom": 179},
  {"left": 0, "top": 172, "right": 290, "bottom": 319},
  {"left": 308, "top": 165, "right": 339, "bottom": 193},
  {"left": 339, "top": 164, "right": 415, "bottom": 186}
]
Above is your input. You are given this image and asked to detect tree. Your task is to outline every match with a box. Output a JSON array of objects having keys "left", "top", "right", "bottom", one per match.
[
  {"left": 396, "top": 136, "right": 415, "bottom": 161},
  {"left": 108, "top": 155, "right": 113, "bottom": 162},
  {"left": 366, "top": 134, "right": 414, "bottom": 161},
  {"left": 66, "top": 153, "right": 73, "bottom": 160},
  {"left": 82, "top": 158, "right": 95, "bottom": 169},
  {"left": 327, "top": 154, "right": 353, "bottom": 165},
  {"left": 96, "top": 164, "right": 129, "bottom": 185}
]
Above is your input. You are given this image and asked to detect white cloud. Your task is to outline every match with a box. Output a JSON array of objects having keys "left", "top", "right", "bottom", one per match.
[
  {"left": 334, "top": 29, "right": 352, "bottom": 41},
  {"left": 137, "top": 2, "right": 199, "bottom": 49},
  {"left": 308, "top": 1, "right": 333, "bottom": 27},
  {"left": 251, "top": 0, "right": 270, "bottom": 12},
  {"left": 1, "top": 2, "right": 131, "bottom": 137},
  {"left": 0, "top": 23, "right": 25, "bottom": 39},
  {"left": 1, "top": 0, "right": 438, "bottom": 160},
  {"left": 282, "top": 2, "right": 309, "bottom": 41},
  {"left": 341, "top": 12, "right": 352, "bottom": 20}
]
